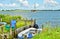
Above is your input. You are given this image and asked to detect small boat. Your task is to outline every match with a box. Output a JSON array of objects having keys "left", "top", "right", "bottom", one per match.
[
  {"left": 31, "top": 10, "right": 36, "bottom": 12},
  {"left": 31, "top": 10, "right": 37, "bottom": 12}
]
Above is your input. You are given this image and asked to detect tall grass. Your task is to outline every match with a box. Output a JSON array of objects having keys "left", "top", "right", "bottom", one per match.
[{"left": 32, "top": 26, "right": 60, "bottom": 39}]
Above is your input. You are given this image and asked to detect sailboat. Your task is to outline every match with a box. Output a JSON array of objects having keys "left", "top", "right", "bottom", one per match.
[{"left": 31, "top": 3, "right": 37, "bottom": 12}]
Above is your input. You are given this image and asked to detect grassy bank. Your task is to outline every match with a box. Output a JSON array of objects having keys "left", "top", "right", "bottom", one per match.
[
  {"left": 32, "top": 27, "right": 60, "bottom": 39},
  {"left": 0, "top": 14, "right": 32, "bottom": 33},
  {"left": 0, "top": 9, "right": 31, "bottom": 13}
]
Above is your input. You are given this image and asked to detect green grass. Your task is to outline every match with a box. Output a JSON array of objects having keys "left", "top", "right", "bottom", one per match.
[
  {"left": 16, "top": 20, "right": 31, "bottom": 28},
  {"left": 32, "top": 27, "right": 60, "bottom": 39},
  {"left": 0, "top": 20, "right": 31, "bottom": 33},
  {"left": 16, "top": 21, "right": 25, "bottom": 28}
]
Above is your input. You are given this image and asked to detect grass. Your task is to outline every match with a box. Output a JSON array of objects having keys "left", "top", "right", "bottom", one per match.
[
  {"left": 0, "top": 20, "right": 31, "bottom": 39},
  {"left": 0, "top": 20, "right": 31, "bottom": 33},
  {"left": 32, "top": 27, "right": 60, "bottom": 39},
  {"left": 16, "top": 20, "right": 31, "bottom": 28}
]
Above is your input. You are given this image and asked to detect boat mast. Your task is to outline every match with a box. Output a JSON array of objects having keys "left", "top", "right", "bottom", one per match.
[{"left": 34, "top": 0, "right": 36, "bottom": 10}]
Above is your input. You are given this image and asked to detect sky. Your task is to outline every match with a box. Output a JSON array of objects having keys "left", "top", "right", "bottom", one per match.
[{"left": 0, "top": 0, "right": 60, "bottom": 10}]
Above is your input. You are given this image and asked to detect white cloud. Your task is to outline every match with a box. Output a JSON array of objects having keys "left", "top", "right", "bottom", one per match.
[
  {"left": 35, "top": 3, "right": 39, "bottom": 7},
  {"left": 0, "top": 3, "right": 3, "bottom": 6},
  {"left": 32, "top": 3, "right": 39, "bottom": 8},
  {"left": 22, "top": 1, "right": 29, "bottom": 6},
  {"left": 0, "top": 3, "right": 16, "bottom": 7},
  {"left": 44, "top": 0, "right": 59, "bottom": 6},
  {"left": 19, "top": 0, "right": 29, "bottom": 7},
  {"left": 5, "top": 3, "right": 16, "bottom": 7},
  {"left": 12, "top": 3, "right": 16, "bottom": 6},
  {"left": 19, "top": 0, "right": 23, "bottom": 2}
]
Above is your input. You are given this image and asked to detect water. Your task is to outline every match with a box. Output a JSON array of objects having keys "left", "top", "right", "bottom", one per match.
[{"left": 0, "top": 11, "right": 60, "bottom": 27}]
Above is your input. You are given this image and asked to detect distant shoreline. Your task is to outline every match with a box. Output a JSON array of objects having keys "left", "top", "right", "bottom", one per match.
[{"left": 0, "top": 9, "right": 60, "bottom": 12}]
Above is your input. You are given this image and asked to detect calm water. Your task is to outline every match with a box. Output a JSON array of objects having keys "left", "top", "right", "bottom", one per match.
[{"left": 0, "top": 11, "right": 60, "bottom": 27}]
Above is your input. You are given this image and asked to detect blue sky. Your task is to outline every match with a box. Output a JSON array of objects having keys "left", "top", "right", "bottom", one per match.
[{"left": 0, "top": 0, "right": 60, "bottom": 10}]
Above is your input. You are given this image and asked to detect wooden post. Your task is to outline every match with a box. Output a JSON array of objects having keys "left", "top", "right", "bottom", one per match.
[
  {"left": 14, "top": 20, "right": 17, "bottom": 38},
  {"left": 25, "top": 18, "right": 27, "bottom": 25},
  {"left": 1, "top": 26, "right": 4, "bottom": 34},
  {"left": 31, "top": 18, "right": 33, "bottom": 25},
  {"left": 42, "top": 24, "right": 44, "bottom": 29},
  {"left": 34, "top": 19, "right": 36, "bottom": 24},
  {"left": 0, "top": 34, "right": 2, "bottom": 39},
  {"left": 30, "top": 18, "right": 34, "bottom": 27},
  {"left": 10, "top": 28, "right": 13, "bottom": 39}
]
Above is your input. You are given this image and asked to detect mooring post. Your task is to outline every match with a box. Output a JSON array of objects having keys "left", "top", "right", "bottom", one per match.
[
  {"left": 34, "top": 19, "right": 36, "bottom": 25},
  {"left": 42, "top": 24, "right": 44, "bottom": 29},
  {"left": 25, "top": 18, "right": 27, "bottom": 25},
  {"left": 31, "top": 18, "right": 34, "bottom": 27},
  {"left": 31, "top": 18, "right": 32, "bottom": 25}
]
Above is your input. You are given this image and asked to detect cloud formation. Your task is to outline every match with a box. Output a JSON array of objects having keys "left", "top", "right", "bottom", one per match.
[
  {"left": 0, "top": 3, "right": 16, "bottom": 7},
  {"left": 0, "top": 3, "right": 3, "bottom": 6},
  {"left": 35, "top": 3, "right": 39, "bottom": 7},
  {"left": 19, "top": 0, "right": 29, "bottom": 7},
  {"left": 0, "top": 0, "right": 60, "bottom": 10},
  {"left": 44, "top": 0, "right": 59, "bottom": 6}
]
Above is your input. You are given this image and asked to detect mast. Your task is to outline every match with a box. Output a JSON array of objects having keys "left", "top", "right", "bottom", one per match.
[
  {"left": 31, "top": 0, "right": 36, "bottom": 12},
  {"left": 34, "top": 0, "right": 36, "bottom": 10}
]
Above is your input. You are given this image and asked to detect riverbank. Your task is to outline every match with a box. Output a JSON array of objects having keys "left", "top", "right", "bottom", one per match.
[
  {"left": 0, "top": 14, "right": 34, "bottom": 32},
  {"left": 0, "top": 14, "right": 35, "bottom": 39},
  {"left": 0, "top": 9, "right": 31, "bottom": 13},
  {"left": 32, "top": 26, "right": 60, "bottom": 39}
]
